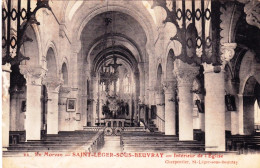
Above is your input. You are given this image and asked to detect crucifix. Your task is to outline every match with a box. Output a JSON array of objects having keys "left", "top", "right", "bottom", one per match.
[
  {"left": 108, "top": 56, "right": 122, "bottom": 95},
  {"left": 108, "top": 56, "right": 122, "bottom": 71}
]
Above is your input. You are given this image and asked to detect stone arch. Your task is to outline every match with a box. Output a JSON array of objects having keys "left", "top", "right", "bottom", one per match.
[
  {"left": 164, "top": 40, "right": 182, "bottom": 59},
  {"left": 157, "top": 64, "right": 163, "bottom": 90},
  {"left": 87, "top": 34, "right": 143, "bottom": 64},
  {"left": 20, "top": 24, "right": 42, "bottom": 66},
  {"left": 165, "top": 49, "right": 175, "bottom": 81},
  {"left": 220, "top": 2, "right": 243, "bottom": 43},
  {"left": 45, "top": 47, "right": 58, "bottom": 78},
  {"left": 242, "top": 76, "right": 260, "bottom": 135},
  {"left": 69, "top": 2, "right": 156, "bottom": 51},
  {"left": 61, "top": 63, "right": 68, "bottom": 86},
  {"left": 239, "top": 50, "right": 256, "bottom": 94}
]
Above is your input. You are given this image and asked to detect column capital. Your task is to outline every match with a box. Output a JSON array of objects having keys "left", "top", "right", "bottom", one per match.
[
  {"left": 237, "top": 93, "right": 243, "bottom": 98},
  {"left": 60, "top": 86, "right": 71, "bottom": 94},
  {"left": 19, "top": 65, "right": 47, "bottom": 86},
  {"left": 163, "top": 80, "right": 177, "bottom": 94},
  {"left": 155, "top": 87, "right": 164, "bottom": 95},
  {"left": 203, "top": 63, "right": 226, "bottom": 74},
  {"left": 71, "top": 41, "right": 82, "bottom": 53},
  {"left": 155, "top": 89, "right": 165, "bottom": 105},
  {"left": 2, "top": 63, "right": 11, "bottom": 73},
  {"left": 42, "top": 77, "right": 62, "bottom": 93},
  {"left": 238, "top": 0, "right": 260, "bottom": 29},
  {"left": 221, "top": 43, "right": 237, "bottom": 63},
  {"left": 174, "top": 67, "right": 199, "bottom": 88}
]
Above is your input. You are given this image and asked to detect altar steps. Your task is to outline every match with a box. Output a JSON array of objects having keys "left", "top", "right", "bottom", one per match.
[{"left": 147, "top": 120, "right": 159, "bottom": 132}]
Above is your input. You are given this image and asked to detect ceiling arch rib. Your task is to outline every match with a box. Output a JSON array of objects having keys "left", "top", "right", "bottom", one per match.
[
  {"left": 93, "top": 46, "right": 138, "bottom": 73},
  {"left": 87, "top": 33, "right": 143, "bottom": 63},
  {"left": 96, "top": 56, "right": 134, "bottom": 75},
  {"left": 80, "top": 11, "right": 147, "bottom": 64}
]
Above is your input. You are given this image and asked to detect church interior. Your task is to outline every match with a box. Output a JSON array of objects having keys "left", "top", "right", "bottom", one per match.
[{"left": 2, "top": 0, "right": 260, "bottom": 155}]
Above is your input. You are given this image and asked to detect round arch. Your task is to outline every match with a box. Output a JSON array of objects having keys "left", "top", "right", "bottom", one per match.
[
  {"left": 243, "top": 76, "right": 260, "bottom": 135},
  {"left": 20, "top": 24, "right": 42, "bottom": 66},
  {"left": 69, "top": 2, "right": 156, "bottom": 50},
  {"left": 156, "top": 64, "right": 163, "bottom": 91},
  {"left": 165, "top": 49, "right": 175, "bottom": 81},
  {"left": 46, "top": 47, "right": 58, "bottom": 78},
  {"left": 61, "top": 63, "right": 68, "bottom": 86}
]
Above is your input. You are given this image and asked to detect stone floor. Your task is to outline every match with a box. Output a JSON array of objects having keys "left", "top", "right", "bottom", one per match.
[{"left": 100, "top": 136, "right": 121, "bottom": 152}]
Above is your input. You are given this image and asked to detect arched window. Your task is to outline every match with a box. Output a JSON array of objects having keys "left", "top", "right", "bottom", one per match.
[
  {"left": 61, "top": 63, "right": 68, "bottom": 85},
  {"left": 254, "top": 100, "right": 260, "bottom": 129},
  {"left": 123, "top": 74, "right": 130, "bottom": 93}
]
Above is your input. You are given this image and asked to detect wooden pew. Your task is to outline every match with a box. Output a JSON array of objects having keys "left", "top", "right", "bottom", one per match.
[
  {"left": 226, "top": 135, "right": 260, "bottom": 154},
  {"left": 5, "top": 130, "right": 104, "bottom": 154},
  {"left": 120, "top": 132, "right": 205, "bottom": 152}
]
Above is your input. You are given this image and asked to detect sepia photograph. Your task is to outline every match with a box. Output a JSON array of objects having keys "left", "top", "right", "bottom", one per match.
[{"left": 1, "top": 0, "right": 260, "bottom": 167}]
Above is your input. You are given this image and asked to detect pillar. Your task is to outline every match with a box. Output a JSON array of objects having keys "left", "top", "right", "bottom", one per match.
[
  {"left": 58, "top": 86, "right": 71, "bottom": 131},
  {"left": 203, "top": 43, "right": 236, "bottom": 151},
  {"left": 204, "top": 64, "right": 226, "bottom": 151},
  {"left": 20, "top": 66, "right": 46, "bottom": 141},
  {"left": 10, "top": 92, "right": 17, "bottom": 131},
  {"left": 237, "top": 94, "right": 244, "bottom": 134},
  {"left": 92, "top": 77, "right": 98, "bottom": 126},
  {"left": 163, "top": 80, "right": 177, "bottom": 135},
  {"left": 156, "top": 90, "right": 165, "bottom": 132},
  {"left": 43, "top": 77, "right": 61, "bottom": 134},
  {"left": 2, "top": 63, "right": 11, "bottom": 150},
  {"left": 231, "top": 100, "right": 239, "bottom": 135},
  {"left": 230, "top": 94, "right": 243, "bottom": 135},
  {"left": 174, "top": 66, "right": 199, "bottom": 140}
]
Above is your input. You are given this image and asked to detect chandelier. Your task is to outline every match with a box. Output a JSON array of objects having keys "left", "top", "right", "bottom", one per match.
[
  {"left": 2, "top": 0, "right": 51, "bottom": 65},
  {"left": 99, "top": 11, "right": 122, "bottom": 87}
]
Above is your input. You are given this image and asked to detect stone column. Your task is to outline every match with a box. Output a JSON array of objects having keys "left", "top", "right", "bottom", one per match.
[
  {"left": 204, "top": 64, "right": 226, "bottom": 151},
  {"left": 204, "top": 42, "right": 236, "bottom": 151},
  {"left": 231, "top": 98, "right": 239, "bottom": 135},
  {"left": 2, "top": 63, "right": 11, "bottom": 149},
  {"left": 163, "top": 80, "right": 177, "bottom": 135},
  {"left": 156, "top": 90, "right": 165, "bottom": 132},
  {"left": 92, "top": 77, "right": 98, "bottom": 126},
  {"left": 230, "top": 81, "right": 240, "bottom": 135},
  {"left": 43, "top": 77, "right": 61, "bottom": 134},
  {"left": 20, "top": 65, "right": 46, "bottom": 141},
  {"left": 237, "top": 94, "right": 244, "bottom": 134},
  {"left": 174, "top": 64, "right": 199, "bottom": 141},
  {"left": 229, "top": 93, "right": 244, "bottom": 135},
  {"left": 58, "top": 86, "right": 71, "bottom": 131}
]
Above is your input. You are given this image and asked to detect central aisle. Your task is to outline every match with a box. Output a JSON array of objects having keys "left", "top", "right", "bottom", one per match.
[{"left": 100, "top": 136, "right": 121, "bottom": 152}]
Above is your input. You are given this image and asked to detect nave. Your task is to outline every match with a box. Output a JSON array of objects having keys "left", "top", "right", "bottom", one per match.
[
  {"left": 4, "top": 128, "right": 260, "bottom": 156},
  {"left": 2, "top": 0, "right": 260, "bottom": 155}
]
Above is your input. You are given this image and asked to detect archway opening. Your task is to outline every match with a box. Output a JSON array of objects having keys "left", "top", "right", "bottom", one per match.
[
  {"left": 61, "top": 63, "right": 68, "bottom": 85},
  {"left": 243, "top": 76, "right": 260, "bottom": 135}
]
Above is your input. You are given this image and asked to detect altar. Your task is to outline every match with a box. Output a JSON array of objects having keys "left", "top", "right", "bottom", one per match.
[{"left": 104, "top": 119, "right": 125, "bottom": 128}]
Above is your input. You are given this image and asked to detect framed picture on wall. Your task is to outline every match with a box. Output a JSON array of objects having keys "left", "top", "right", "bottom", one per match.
[
  {"left": 225, "top": 94, "right": 236, "bottom": 111},
  {"left": 66, "top": 98, "right": 76, "bottom": 112},
  {"left": 21, "top": 100, "right": 26, "bottom": 112},
  {"left": 75, "top": 113, "right": 81, "bottom": 121}
]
